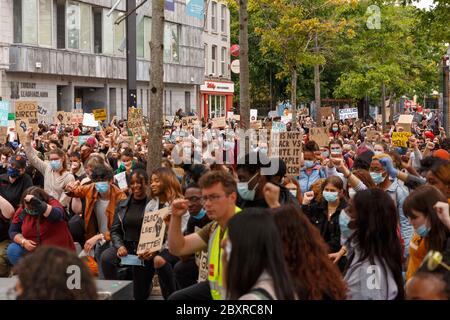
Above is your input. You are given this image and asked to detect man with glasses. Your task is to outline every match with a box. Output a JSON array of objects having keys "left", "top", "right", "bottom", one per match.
[
  {"left": 168, "top": 171, "right": 240, "bottom": 300},
  {"left": 173, "top": 183, "right": 211, "bottom": 290}
]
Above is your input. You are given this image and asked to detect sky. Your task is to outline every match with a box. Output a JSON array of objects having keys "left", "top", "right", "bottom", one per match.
[{"left": 412, "top": 0, "right": 435, "bottom": 10}]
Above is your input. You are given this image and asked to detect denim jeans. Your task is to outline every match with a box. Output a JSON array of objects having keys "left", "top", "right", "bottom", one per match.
[
  {"left": 6, "top": 243, "right": 26, "bottom": 266},
  {"left": 94, "top": 241, "right": 111, "bottom": 279}
]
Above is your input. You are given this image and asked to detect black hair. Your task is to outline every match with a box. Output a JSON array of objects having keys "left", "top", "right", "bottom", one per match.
[
  {"left": 120, "top": 147, "right": 134, "bottom": 158},
  {"left": 419, "top": 157, "right": 447, "bottom": 175},
  {"left": 304, "top": 140, "right": 320, "bottom": 152},
  {"left": 69, "top": 152, "right": 81, "bottom": 160},
  {"left": 130, "top": 168, "right": 149, "bottom": 184},
  {"left": 226, "top": 209, "right": 296, "bottom": 300},
  {"left": 91, "top": 164, "right": 114, "bottom": 182},
  {"left": 349, "top": 189, "right": 405, "bottom": 300},
  {"left": 236, "top": 152, "right": 271, "bottom": 176}
]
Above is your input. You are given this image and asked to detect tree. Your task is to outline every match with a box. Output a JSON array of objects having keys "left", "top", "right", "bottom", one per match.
[
  {"left": 239, "top": 0, "right": 250, "bottom": 130},
  {"left": 147, "top": 0, "right": 165, "bottom": 175}
]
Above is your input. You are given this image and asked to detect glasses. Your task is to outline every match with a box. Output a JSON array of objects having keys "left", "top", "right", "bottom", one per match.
[
  {"left": 200, "top": 194, "right": 227, "bottom": 203},
  {"left": 420, "top": 250, "right": 450, "bottom": 272}
]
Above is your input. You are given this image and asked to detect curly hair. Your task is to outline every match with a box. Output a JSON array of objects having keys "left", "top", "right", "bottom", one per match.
[
  {"left": 272, "top": 204, "right": 347, "bottom": 300},
  {"left": 13, "top": 246, "right": 98, "bottom": 300}
]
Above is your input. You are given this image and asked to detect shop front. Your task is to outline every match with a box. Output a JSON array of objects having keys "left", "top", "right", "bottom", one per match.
[{"left": 200, "top": 80, "right": 234, "bottom": 120}]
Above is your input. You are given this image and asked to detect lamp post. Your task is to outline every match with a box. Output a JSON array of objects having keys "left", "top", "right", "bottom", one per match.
[{"left": 443, "top": 46, "right": 449, "bottom": 135}]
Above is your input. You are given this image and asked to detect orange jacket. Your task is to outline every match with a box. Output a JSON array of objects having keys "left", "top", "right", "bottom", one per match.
[{"left": 67, "top": 183, "right": 127, "bottom": 241}]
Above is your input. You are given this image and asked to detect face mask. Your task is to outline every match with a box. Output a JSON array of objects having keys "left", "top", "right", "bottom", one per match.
[
  {"left": 7, "top": 167, "right": 20, "bottom": 178},
  {"left": 237, "top": 173, "right": 259, "bottom": 201},
  {"left": 330, "top": 148, "right": 342, "bottom": 154},
  {"left": 332, "top": 127, "right": 339, "bottom": 132},
  {"left": 24, "top": 207, "right": 40, "bottom": 217},
  {"left": 415, "top": 224, "right": 430, "bottom": 237},
  {"left": 95, "top": 181, "right": 109, "bottom": 194},
  {"left": 339, "top": 209, "right": 354, "bottom": 242},
  {"left": 323, "top": 191, "right": 339, "bottom": 202},
  {"left": 193, "top": 208, "right": 206, "bottom": 220},
  {"left": 304, "top": 160, "right": 315, "bottom": 168},
  {"left": 322, "top": 151, "right": 330, "bottom": 158},
  {"left": 289, "top": 189, "right": 297, "bottom": 197},
  {"left": 370, "top": 172, "right": 385, "bottom": 185},
  {"left": 348, "top": 188, "right": 356, "bottom": 199},
  {"left": 374, "top": 150, "right": 382, "bottom": 156},
  {"left": 50, "top": 160, "right": 62, "bottom": 171}
]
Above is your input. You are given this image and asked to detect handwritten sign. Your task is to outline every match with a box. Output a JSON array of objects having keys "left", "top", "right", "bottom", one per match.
[
  {"left": 114, "top": 171, "right": 128, "bottom": 190},
  {"left": 250, "top": 120, "right": 262, "bottom": 130},
  {"left": 396, "top": 114, "right": 414, "bottom": 132},
  {"left": 181, "top": 116, "right": 199, "bottom": 129},
  {"left": 128, "top": 108, "right": 147, "bottom": 137},
  {"left": 318, "top": 107, "right": 333, "bottom": 120},
  {"left": 270, "top": 131, "right": 303, "bottom": 175},
  {"left": 272, "top": 122, "right": 286, "bottom": 133},
  {"left": 309, "top": 127, "right": 329, "bottom": 147},
  {"left": 15, "top": 118, "right": 30, "bottom": 143},
  {"left": 71, "top": 110, "right": 83, "bottom": 125},
  {"left": 93, "top": 108, "right": 107, "bottom": 121},
  {"left": 0, "top": 101, "right": 9, "bottom": 127},
  {"left": 15, "top": 101, "right": 38, "bottom": 132},
  {"left": 82, "top": 113, "right": 99, "bottom": 127},
  {"left": 137, "top": 207, "right": 170, "bottom": 255},
  {"left": 0, "top": 127, "right": 7, "bottom": 144},
  {"left": 338, "top": 108, "right": 358, "bottom": 120},
  {"left": 392, "top": 132, "right": 412, "bottom": 148},
  {"left": 197, "top": 251, "right": 209, "bottom": 282},
  {"left": 250, "top": 109, "right": 258, "bottom": 122},
  {"left": 212, "top": 117, "right": 227, "bottom": 128}
]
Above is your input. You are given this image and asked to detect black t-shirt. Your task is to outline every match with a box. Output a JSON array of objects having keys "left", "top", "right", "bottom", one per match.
[
  {"left": 185, "top": 215, "right": 211, "bottom": 235},
  {"left": 123, "top": 197, "right": 148, "bottom": 242},
  {"left": 0, "top": 173, "right": 33, "bottom": 209}
]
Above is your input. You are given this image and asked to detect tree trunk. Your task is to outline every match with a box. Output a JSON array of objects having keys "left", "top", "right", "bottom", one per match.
[
  {"left": 239, "top": 0, "right": 250, "bottom": 130},
  {"left": 291, "top": 67, "right": 297, "bottom": 130},
  {"left": 147, "top": 0, "right": 164, "bottom": 175},
  {"left": 314, "top": 32, "right": 321, "bottom": 124}
]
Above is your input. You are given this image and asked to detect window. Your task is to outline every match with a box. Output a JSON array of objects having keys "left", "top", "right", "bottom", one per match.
[
  {"left": 39, "top": 0, "right": 52, "bottom": 46},
  {"left": 13, "top": 0, "right": 22, "bottom": 43},
  {"left": 93, "top": 7, "right": 102, "bottom": 53},
  {"left": 221, "top": 4, "right": 226, "bottom": 34},
  {"left": 211, "top": 45, "right": 217, "bottom": 75},
  {"left": 114, "top": 12, "right": 125, "bottom": 56},
  {"left": 221, "top": 47, "right": 226, "bottom": 76},
  {"left": 164, "top": 22, "right": 180, "bottom": 63},
  {"left": 211, "top": 2, "right": 217, "bottom": 32},
  {"left": 13, "top": 0, "right": 53, "bottom": 46},
  {"left": 67, "top": 1, "right": 91, "bottom": 51},
  {"left": 102, "top": 9, "right": 113, "bottom": 54},
  {"left": 144, "top": 17, "right": 152, "bottom": 59},
  {"left": 204, "top": 44, "right": 208, "bottom": 75},
  {"left": 56, "top": 0, "right": 66, "bottom": 49},
  {"left": 23, "top": 0, "right": 38, "bottom": 44},
  {"left": 137, "top": 18, "right": 145, "bottom": 58},
  {"left": 209, "top": 95, "right": 226, "bottom": 118},
  {"left": 185, "top": 92, "right": 191, "bottom": 113}
]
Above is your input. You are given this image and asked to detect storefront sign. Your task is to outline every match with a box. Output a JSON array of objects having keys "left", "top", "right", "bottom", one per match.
[
  {"left": 11, "top": 82, "right": 49, "bottom": 98},
  {"left": 200, "top": 82, "right": 234, "bottom": 93}
]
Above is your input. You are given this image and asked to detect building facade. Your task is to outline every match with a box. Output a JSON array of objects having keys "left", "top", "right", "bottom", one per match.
[
  {"left": 0, "top": 0, "right": 204, "bottom": 121},
  {"left": 200, "top": 0, "right": 233, "bottom": 119}
]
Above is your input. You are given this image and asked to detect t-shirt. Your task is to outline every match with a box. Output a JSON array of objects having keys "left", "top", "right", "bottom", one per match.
[
  {"left": 95, "top": 199, "right": 110, "bottom": 234},
  {"left": 0, "top": 173, "right": 33, "bottom": 209},
  {"left": 123, "top": 197, "right": 148, "bottom": 241}
]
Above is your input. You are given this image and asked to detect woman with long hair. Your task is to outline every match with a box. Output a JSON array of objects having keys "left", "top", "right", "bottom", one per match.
[
  {"left": 139, "top": 167, "right": 186, "bottom": 299},
  {"left": 272, "top": 204, "right": 347, "bottom": 299},
  {"left": 342, "top": 189, "right": 405, "bottom": 300},
  {"left": 426, "top": 162, "right": 450, "bottom": 199},
  {"left": 404, "top": 185, "right": 450, "bottom": 280},
  {"left": 221, "top": 209, "right": 296, "bottom": 300}
]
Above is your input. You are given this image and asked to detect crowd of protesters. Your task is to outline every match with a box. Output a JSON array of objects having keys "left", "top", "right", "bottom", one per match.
[{"left": 0, "top": 106, "right": 449, "bottom": 300}]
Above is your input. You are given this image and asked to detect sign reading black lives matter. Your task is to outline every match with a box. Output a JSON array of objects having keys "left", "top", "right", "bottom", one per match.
[
  {"left": 270, "top": 131, "right": 303, "bottom": 175},
  {"left": 137, "top": 207, "right": 170, "bottom": 255}
]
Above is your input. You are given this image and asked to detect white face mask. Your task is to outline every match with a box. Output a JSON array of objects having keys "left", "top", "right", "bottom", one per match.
[{"left": 289, "top": 189, "right": 297, "bottom": 197}]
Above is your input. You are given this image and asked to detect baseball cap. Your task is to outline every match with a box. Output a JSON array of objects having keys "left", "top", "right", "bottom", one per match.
[
  {"left": 9, "top": 154, "right": 27, "bottom": 169},
  {"left": 433, "top": 149, "right": 450, "bottom": 161}
]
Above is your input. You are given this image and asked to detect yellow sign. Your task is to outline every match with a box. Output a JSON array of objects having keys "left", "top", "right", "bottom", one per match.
[
  {"left": 93, "top": 108, "right": 107, "bottom": 121},
  {"left": 392, "top": 132, "right": 412, "bottom": 148}
]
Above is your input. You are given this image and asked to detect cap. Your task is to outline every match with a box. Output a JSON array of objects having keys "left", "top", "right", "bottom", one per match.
[
  {"left": 424, "top": 131, "right": 435, "bottom": 140},
  {"left": 433, "top": 149, "right": 450, "bottom": 161},
  {"left": 9, "top": 154, "right": 27, "bottom": 169},
  {"left": 87, "top": 137, "right": 96, "bottom": 147}
]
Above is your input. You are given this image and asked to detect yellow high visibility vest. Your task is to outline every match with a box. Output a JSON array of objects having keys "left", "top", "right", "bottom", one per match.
[{"left": 208, "top": 206, "right": 241, "bottom": 300}]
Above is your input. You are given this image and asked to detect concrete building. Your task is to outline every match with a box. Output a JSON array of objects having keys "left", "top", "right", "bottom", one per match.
[
  {"left": 0, "top": 0, "right": 204, "bottom": 121},
  {"left": 200, "top": 0, "right": 233, "bottom": 119}
]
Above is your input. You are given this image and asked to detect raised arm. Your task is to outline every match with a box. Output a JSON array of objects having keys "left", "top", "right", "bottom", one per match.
[{"left": 23, "top": 129, "right": 48, "bottom": 175}]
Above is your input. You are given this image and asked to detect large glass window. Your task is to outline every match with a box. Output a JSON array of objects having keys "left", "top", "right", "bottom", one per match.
[
  {"left": 211, "top": 2, "right": 217, "bottom": 32},
  {"left": 221, "top": 4, "right": 226, "bottom": 34},
  {"left": 114, "top": 12, "right": 125, "bottom": 56},
  {"left": 80, "top": 4, "right": 91, "bottom": 51},
  {"left": 211, "top": 45, "right": 217, "bottom": 75},
  {"left": 103, "top": 9, "right": 114, "bottom": 54},
  {"left": 144, "top": 17, "right": 152, "bottom": 59},
  {"left": 67, "top": 1, "right": 91, "bottom": 51},
  {"left": 23, "top": 0, "right": 38, "bottom": 44},
  {"left": 39, "top": 0, "right": 52, "bottom": 46},
  {"left": 137, "top": 18, "right": 145, "bottom": 58},
  {"left": 221, "top": 47, "right": 226, "bottom": 76},
  {"left": 164, "top": 22, "right": 180, "bottom": 63},
  {"left": 93, "top": 7, "right": 102, "bottom": 53},
  {"left": 209, "top": 95, "right": 226, "bottom": 118},
  {"left": 13, "top": 0, "right": 23, "bottom": 43},
  {"left": 56, "top": 0, "right": 66, "bottom": 49}
]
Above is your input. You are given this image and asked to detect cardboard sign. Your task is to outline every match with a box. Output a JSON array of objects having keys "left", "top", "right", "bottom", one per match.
[
  {"left": 0, "top": 101, "right": 10, "bottom": 127},
  {"left": 0, "top": 127, "right": 8, "bottom": 144},
  {"left": 227, "top": 111, "right": 234, "bottom": 119},
  {"left": 250, "top": 109, "right": 258, "bottom": 122},
  {"left": 71, "top": 110, "right": 84, "bottom": 125},
  {"left": 93, "top": 108, "right": 107, "bottom": 121},
  {"left": 318, "top": 107, "right": 333, "bottom": 120},
  {"left": 272, "top": 122, "right": 286, "bottom": 133},
  {"left": 37, "top": 105, "right": 48, "bottom": 116},
  {"left": 339, "top": 108, "right": 358, "bottom": 120},
  {"left": 15, "top": 101, "right": 39, "bottom": 132},
  {"left": 396, "top": 114, "right": 413, "bottom": 132},
  {"left": 212, "top": 117, "right": 227, "bottom": 128},
  {"left": 366, "top": 130, "right": 382, "bottom": 141},
  {"left": 55, "top": 111, "right": 67, "bottom": 124},
  {"left": 250, "top": 120, "right": 262, "bottom": 130},
  {"left": 197, "top": 251, "right": 209, "bottom": 282},
  {"left": 82, "top": 113, "right": 99, "bottom": 127},
  {"left": 114, "top": 171, "right": 128, "bottom": 190},
  {"left": 137, "top": 207, "right": 170, "bottom": 255},
  {"left": 392, "top": 132, "right": 412, "bottom": 148},
  {"left": 298, "top": 107, "right": 309, "bottom": 117},
  {"left": 181, "top": 116, "right": 199, "bottom": 129},
  {"left": 15, "top": 118, "right": 30, "bottom": 143},
  {"left": 269, "top": 131, "right": 303, "bottom": 176},
  {"left": 128, "top": 107, "right": 147, "bottom": 137},
  {"left": 309, "top": 127, "right": 329, "bottom": 147}
]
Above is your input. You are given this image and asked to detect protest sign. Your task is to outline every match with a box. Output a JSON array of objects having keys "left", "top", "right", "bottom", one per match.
[
  {"left": 250, "top": 109, "right": 258, "bottom": 122},
  {"left": 392, "top": 132, "right": 412, "bottom": 148},
  {"left": 233, "top": 115, "right": 240, "bottom": 121},
  {"left": 15, "top": 118, "right": 30, "bottom": 142},
  {"left": 55, "top": 111, "right": 67, "bottom": 124},
  {"left": 82, "top": 113, "right": 99, "bottom": 127},
  {"left": 181, "top": 116, "right": 199, "bottom": 129},
  {"left": 212, "top": 117, "right": 227, "bottom": 128},
  {"left": 71, "top": 109, "right": 84, "bottom": 125},
  {"left": 93, "top": 108, "right": 107, "bottom": 121},
  {"left": 318, "top": 107, "right": 333, "bottom": 120},
  {"left": 114, "top": 171, "right": 128, "bottom": 190},
  {"left": 309, "top": 127, "right": 330, "bottom": 147},
  {"left": 272, "top": 122, "right": 286, "bottom": 133},
  {"left": 128, "top": 107, "right": 147, "bottom": 137},
  {"left": 15, "top": 101, "right": 38, "bottom": 132},
  {"left": 269, "top": 131, "right": 303, "bottom": 176},
  {"left": 250, "top": 120, "right": 262, "bottom": 130},
  {"left": 197, "top": 251, "right": 209, "bottom": 282},
  {"left": 396, "top": 114, "right": 414, "bottom": 132},
  {"left": 0, "top": 101, "right": 10, "bottom": 126},
  {"left": 137, "top": 207, "right": 170, "bottom": 255},
  {"left": 227, "top": 111, "right": 234, "bottom": 119},
  {"left": 0, "top": 127, "right": 7, "bottom": 144},
  {"left": 268, "top": 111, "right": 278, "bottom": 118},
  {"left": 37, "top": 105, "right": 48, "bottom": 117},
  {"left": 338, "top": 108, "right": 358, "bottom": 120}
]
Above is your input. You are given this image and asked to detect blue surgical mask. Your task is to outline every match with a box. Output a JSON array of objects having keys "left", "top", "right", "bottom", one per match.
[
  {"left": 323, "top": 191, "right": 339, "bottom": 202},
  {"left": 193, "top": 208, "right": 207, "bottom": 220},
  {"left": 339, "top": 209, "right": 354, "bottom": 242},
  {"left": 415, "top": 224, "right": 430, "bottom": 237},
  {"left": 332, "top": 127, "right": 339, "bottom": 132},
  {"left": 331, "top": 148, "right": 342, "bottom": 154},
  {"left": 374, "top": 151, "right": 382, "bottom": 156},
  {"left": 322, "top": 151, "right": 330, "bottom": 158},
  {"left": 304, "top": 160, "right": 315, "bottom": 168},
  {"left": 50, "top": 160, "right": 62, "bottom": 171},
  {"left": 7, "top": 167, "right": 20, "bottom": 178},
  {"left": 370, "top": 171, "right": 385, "bottom": 185},
  {"left": 95, "top": 181, "right": 109, "bottom": 194},
  {"left": 237, "top": 173, "right": 259, "bottom": 201}
]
